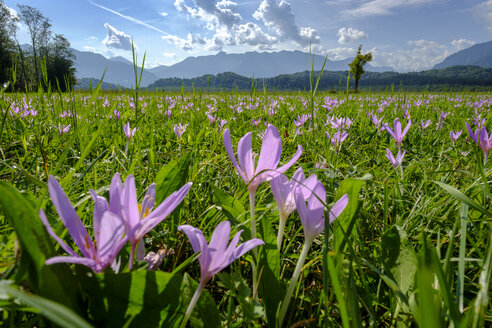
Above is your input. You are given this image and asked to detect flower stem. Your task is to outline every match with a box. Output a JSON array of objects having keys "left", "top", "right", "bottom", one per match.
[
  {"left": 128, "top": 245, "right": 135, "bottom": 269},
  {"left": 278, "top": 239, "right": 311, "bottom": 326},
  {"left": 249, "top": 191, "right": 258, "bottom": 296},
  {"left": 276, "top": 213, "right": 287, "bottom": 251},
  {"left": 180, "top": 282, "right": 203, "bottom": 328}
]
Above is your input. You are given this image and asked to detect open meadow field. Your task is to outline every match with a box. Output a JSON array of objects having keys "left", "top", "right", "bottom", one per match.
[{"left": 0, "top": 89, "right": 491, "bottom": 327}]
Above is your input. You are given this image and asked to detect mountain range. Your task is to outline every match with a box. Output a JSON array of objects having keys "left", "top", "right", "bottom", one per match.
[
  {"left": 433, "top": 41, "right": 492, "bottom": 69},
  {"left": 71, "top": 41, "right": 492, "bottom": 88},
  {"left": 71, "top": 49, "right": 393, "bottom": 88}
]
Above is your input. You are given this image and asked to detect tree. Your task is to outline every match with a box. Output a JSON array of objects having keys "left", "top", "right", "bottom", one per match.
[
  {"left": 47, "top": 34, "right": 76, "bottom": 91},
  {"left": 0, "top": 1, "right": 18, "bottom": 86},
  {"left": 18, "top": 4, "right": 50, "bottom": 85},
  {"left": 348, "top": 44, "right": 372, "bottom": 92}
]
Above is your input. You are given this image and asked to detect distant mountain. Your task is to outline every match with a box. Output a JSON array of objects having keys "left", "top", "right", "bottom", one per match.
[
  {"left": 70, "top": 48, "right": 159, "bottom": 88},
  {"left": 148, "top": 65, "right": 492, "bottom": 92},
  {"left": 148, "top": 50, "right": 394, "bottom": 79},
  {"left": 109, "top": 56, "right": 133, "bottom": 65},
  {"left": 74, "top": 78, "right": 126, "bottom": 90},
  {"left": 433, "top": 41, "right": 492, "bottom": 69},
  {"left": 71, "top": 49, "right": 394, "bottom": 88}
]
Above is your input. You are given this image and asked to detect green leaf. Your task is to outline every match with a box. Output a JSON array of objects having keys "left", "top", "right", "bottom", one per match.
[
  {"left": 182, "top": 273, "right": 220, "bottom": 328},
  {"left": 78, "top": 269, "right": 184, "bottom": 328},
  {"left": 211, "top": 184, "right": 246, "bottom": 225},
  {"left": 0, "top": 181, "right": 80, "bottom": 311},
  {"left": 155, "top": 152, "right": 191, "bottom": 204},
  {"left": 1, "top": 283, "right": 92, "bottom": 328},
  {"left": 381, "top": 226, "right": 417, "bottom": 312},
  {"left": 257, "top": 212, "right": 283, "bottom": 327},
  {"left": 434, "top": 181, "right": 492, "bottom": 220},
  {"left": 334, "top": 176, "right": 368, "bottom": 252}
]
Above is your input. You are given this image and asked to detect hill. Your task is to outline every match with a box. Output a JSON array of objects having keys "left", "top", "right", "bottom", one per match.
[{"left": 433, "top": 41, "right": 492, "bottom": 69}]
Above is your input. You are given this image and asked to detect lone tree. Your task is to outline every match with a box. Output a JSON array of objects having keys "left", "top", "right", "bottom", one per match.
[
  {"left": 18, "top": 4, "right": 51, "bottom": 85},
  {"left": 348, "top": 44, "right": 372, "bottom": 92}
]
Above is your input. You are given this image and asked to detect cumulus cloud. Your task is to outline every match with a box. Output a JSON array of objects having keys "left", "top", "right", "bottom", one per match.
[
  {"left": 235, "top": 22, "right": 277, "bottom": 48},
  {"left": 326, "top": 47, "right": 357, "bottom": 60},
  {"left": 451, "top": 39, "right": 476, "bottom": 51},
  {"left": 253, "top": 0, "right": 319, "bottom": 46},
  {"left": 343, "top": 0, "right": 437, "bottom": 17},
  {"left": 174, "top": 0, "right": 241, "bottom": 29},
  {"left": 103, "top": 23, "right": 133, "bottom": 51},
  {"left": 337, "top": 27, "right": 367, "bottom": 44},
  {"left": 375, "top": 39, "right": 451, "bottom": 72},
  {"left": 160, "top": 11, "right": 169, "bottom": 17}
]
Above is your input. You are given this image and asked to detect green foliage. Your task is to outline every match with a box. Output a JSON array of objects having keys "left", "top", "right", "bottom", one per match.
[
  {"left": 147, "top": 66, "right": 492, "bottom": 92},
  {"left": 348, "top": 45, "right": 373, "bottom": 91}
]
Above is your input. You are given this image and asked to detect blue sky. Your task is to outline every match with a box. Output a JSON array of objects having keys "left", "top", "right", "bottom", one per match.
[{"left": 4, "top": 0, "right": 491, "bottom": 71}]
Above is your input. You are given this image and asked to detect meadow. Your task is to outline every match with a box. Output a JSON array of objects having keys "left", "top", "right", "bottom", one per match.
[{"left": 0, "top": 86, "right": 491, "bottom": 327}]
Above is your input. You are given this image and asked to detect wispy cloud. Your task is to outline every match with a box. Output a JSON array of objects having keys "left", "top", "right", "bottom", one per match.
[
  {"left": 343, "top": 0, "right": 437, "bottom": 18},
  {"left": 89, "top": 1, "right": 169, "bottom": 35}
]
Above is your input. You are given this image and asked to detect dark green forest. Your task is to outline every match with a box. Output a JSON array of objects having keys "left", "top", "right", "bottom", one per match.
[
  {"left": 147, "top": 66, "right": 492, "bottom": 92},
  {"left": 0, "top": 2, "right": 75, "bottom": 92}
]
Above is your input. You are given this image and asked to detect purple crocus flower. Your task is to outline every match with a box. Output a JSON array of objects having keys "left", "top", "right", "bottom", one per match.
[
  {"left": 108, "top": 173, "right": 192, "bottom": 268},
  {"left": 479, "top": 127, "right": 492, "bottom": 164},
  {"left": 174, "top": 123, "right": 188, "bottom": 142},
  {"left": 178, "top": 221, "right": 264, "bottom": 326},
  {"left": 386, "top": 148, "right": 406, "bottom": 169},
  {"left": 123, "top": 122, "right": 137, "bottom": 139},
  {"left": 450, "top": 130, "right": 462, "bottom": 142},
  {"left": 294, "top": 182, "right": 348, "bottom": 243},
  {"left": 326, "top": 130, "right": 348, "bottom": 149},
  {"left": 466, "top": 122, "right": 479, "bottom": 143},
  {"left": 39, "top": 176, "right": 127, "bottom": 273},
  {"left": 270, "top": 168, "right": 318, "bottom": 250},
  {"left": 179, "top": 221, "right": 264, "bottom": 285},
  {"left": 279, "top": 182, "right": 348, "bottom": 326},
  {"left": 223, "top": 125, "right": 302, "bottom": 194},
  {"left": 385, "top": 118, "right": 411, "bottom": 149},
  {"left": 57, "top": 123, "right": 70, "bottom": 136},
  {"left": 420, "top": 119, "right": 432, "bottom": 131}
]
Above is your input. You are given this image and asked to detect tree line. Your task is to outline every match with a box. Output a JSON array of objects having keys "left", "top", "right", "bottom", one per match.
[
  {"left": 0, "top": 1, "right": 75, "bottom": 92},
  {"left": 146, "top": 65, "right": 492, "bottom": 93}
]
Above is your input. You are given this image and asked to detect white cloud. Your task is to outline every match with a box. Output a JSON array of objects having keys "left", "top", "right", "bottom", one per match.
[
  {"left": 174, "top": 0, "right": 241, "bottom": 29},
  {"left": 337, "top": 27, "right": 367, "bottom": 44},
  {"left": 451, "top": 39, "right": 476, "bottom": 51},
  {"left": 205, "top": 25, "right": 236, "bottom": 50},
  {"left": 163, "top": 52, "right": 176, "bottom": 58},
  {"left": 375, "top": 40, "right": 451, "bottom": 71},
  {"left": 103, "top": 23, "right": 134, "bottom": 51},
  {"left": 253, "top": 0, "right": 320, "bottom": 46},
  {"left": 326, "top": 47, "right": 356, "bottom": 60},
  {"left": 343, "top": 0, "right": 437, "bottom": 18},
  {"left": 235, "top": 22, "right": 277, "bottom": 48},
  {"left": 162, "top": 33, "right": 205, "bottom": 51},
  {"left": 160, "top": 11, "right": 169, "bottom": 17},
  {"left": 473, "top": 0, "right": 492, "bottom": 35}
]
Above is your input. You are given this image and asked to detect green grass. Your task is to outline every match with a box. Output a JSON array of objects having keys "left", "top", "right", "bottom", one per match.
[{"left": 0, "top": 89, "right": 491, "bottom": 327}]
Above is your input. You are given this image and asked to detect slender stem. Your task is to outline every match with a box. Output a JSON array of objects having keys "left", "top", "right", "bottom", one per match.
[
  {"left": 278, "top": 239, "right": 312, "bottom": 327},
  {"left": 180, "top": 282, "right": 204, "bottom": 328},
  {"left": 128, "top": 244, "right": 135, "bottom": 269},
  {"left": 249, "top": 191, "right": 258, "bottom": 296},
  {"left": 276, "top": 213, "right": 287, "bottom": 251}
]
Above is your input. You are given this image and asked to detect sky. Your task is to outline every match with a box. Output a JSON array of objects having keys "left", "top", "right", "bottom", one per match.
[{"left": 3, "top": 0, "right": 492, "bottom": 72}]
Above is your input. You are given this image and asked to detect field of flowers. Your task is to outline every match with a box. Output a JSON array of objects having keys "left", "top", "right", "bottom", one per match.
[{"left": 0, "top": 88, "right": 491, "bottom": 327}]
